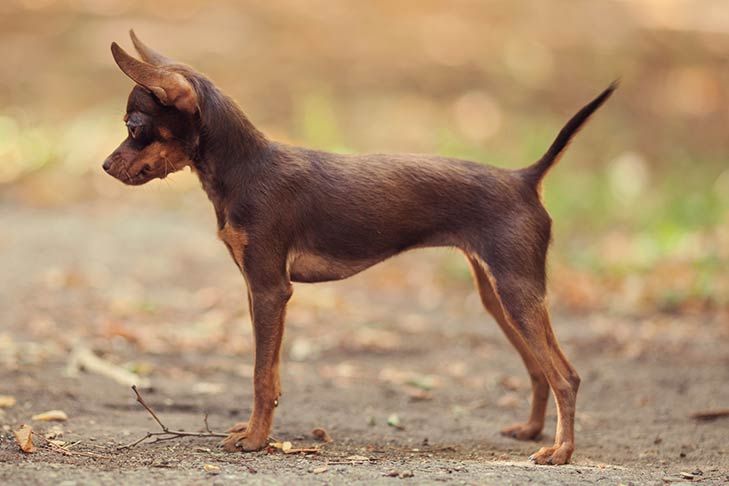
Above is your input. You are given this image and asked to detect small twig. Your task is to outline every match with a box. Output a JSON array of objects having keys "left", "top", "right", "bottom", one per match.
[
  {"left": 132, "top": 385, "right": 168, "bottom": 432},
  {"left": 66, "top": 345, "right": 151, "bottom": 389},
  {"left": 325, "top": 459, "right": 378, "bottom": 465},
  {"left": 119, "top": 432, "right": 156, "bottom": 450},
  {"left": 33, "top": 432, "right": 111, "bottom": 459},
  {"left": 691, "top": 408, "right": 729, "bottom": 421},
  {"left": 118, "top": 386, "right": 227, "bottom": 450},
  {"left": 64, "top": 440, "right": 82, "bottom": 450},
  {"left": 408, "top": 446, "right": 457, "bottom": 453}
]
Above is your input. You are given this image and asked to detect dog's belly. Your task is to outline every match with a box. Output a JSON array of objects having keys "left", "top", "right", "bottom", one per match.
[{"left": 288, "top": 251, "right": 382, "bottom": 283}]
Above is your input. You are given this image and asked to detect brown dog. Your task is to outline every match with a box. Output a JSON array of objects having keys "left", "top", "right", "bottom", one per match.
[{"left": 103, "top": 31, "right": 615, "bottom": 465}]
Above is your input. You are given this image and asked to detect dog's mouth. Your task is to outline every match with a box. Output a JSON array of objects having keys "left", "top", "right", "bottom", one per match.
[
  {"left": 103, "top": 160, "right": 168, "bottom": 186},
  {"left": 127, "top": 164, "right": 156, "bottom": 185}
]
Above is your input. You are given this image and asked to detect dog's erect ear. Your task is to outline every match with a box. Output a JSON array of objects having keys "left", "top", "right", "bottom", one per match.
[
  {"left": 129, "top": 29, "right": 171, "bottom": 66},
  {"left": 111, "top": 42, "right": 197, "bottom": 114}
]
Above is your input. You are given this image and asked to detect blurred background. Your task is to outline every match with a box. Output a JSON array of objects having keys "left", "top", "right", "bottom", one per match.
[
  {"left": 1, "top": 0, "right": 727, "bottom": 317},
  {"left": 1, "top": 1, "right": 728, "bottom": 479}
]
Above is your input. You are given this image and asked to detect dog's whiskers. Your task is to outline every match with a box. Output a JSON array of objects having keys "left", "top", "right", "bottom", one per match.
[
  {"left": 162, "top": 154, "right": 175, "bottom": 186},
  {"left": 122, "top": 165, "right": 133, "bottom": 184}
]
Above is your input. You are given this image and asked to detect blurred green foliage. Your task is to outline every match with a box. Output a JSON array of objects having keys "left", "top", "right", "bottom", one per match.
[{"left": 0, "top": 0, "right": 726, "bottom": 313}]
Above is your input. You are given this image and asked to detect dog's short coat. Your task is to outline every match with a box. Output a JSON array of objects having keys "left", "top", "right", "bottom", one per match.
[{"left": 103, "top": 31, "right": 616, "bottom": 465}]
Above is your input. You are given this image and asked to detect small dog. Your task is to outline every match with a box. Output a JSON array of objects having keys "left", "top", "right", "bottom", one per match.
[{"left": 103, "top": 31, "right": 615, "bottom": 465}]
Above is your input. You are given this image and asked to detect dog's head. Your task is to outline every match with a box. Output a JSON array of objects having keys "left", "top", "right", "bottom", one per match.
[{"left": 103, "top": 31, "right": 199, "bottom": 185}]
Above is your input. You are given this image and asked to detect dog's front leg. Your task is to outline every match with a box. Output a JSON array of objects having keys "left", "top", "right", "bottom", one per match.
[{"left": 223, "top": 265, "right": 292, "bottom": 452}]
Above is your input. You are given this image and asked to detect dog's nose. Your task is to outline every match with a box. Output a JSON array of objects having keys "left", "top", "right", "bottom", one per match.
[{"left": 102, "top": 159, "right": 112, "bottom": 173}]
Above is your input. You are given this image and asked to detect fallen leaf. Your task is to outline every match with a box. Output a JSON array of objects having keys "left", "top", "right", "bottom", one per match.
[
  {"left": 269, "top": 440, "right": 319, "bottom": 455},
  {"left": 311, "top": 427, "right": 333, "bottom": 443},
  {"left": 345, "top": 455, "right": 371, "bottom": 463},
  {"left": 32, "top": 410, "right": 68, "bottom": 422},
  {"left": 0, "top": 395, "right": 16, "bottom": 408},
  {"left": 387, "top": 414, "right": 405, "bottom": 430},
  {"left": 384, "top": 470, "right": 414, "bottom": 478},
  {"left": 405, "top": 387, "right": 432, "bottom": 401},
  {"left": 405, "top": 375, "right": 436, "bottom": 391},
  {"left": 13, "top": 424, "right": 35, "bottom": 453},
  {"left": 204, "top": 464, "right": 221, "bottom": 475}
]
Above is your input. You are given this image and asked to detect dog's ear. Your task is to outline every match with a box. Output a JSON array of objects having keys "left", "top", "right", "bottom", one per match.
[
  {"left": 111, "top": 42, "right": 197, "bottom": 114},
  {"left": 129, "top": 29, "right": 171, "bottom": 66}
]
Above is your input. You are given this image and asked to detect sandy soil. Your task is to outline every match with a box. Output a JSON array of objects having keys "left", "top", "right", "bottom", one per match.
[{"left": 1, "top": 200, "right": 728, "bottom": 485}]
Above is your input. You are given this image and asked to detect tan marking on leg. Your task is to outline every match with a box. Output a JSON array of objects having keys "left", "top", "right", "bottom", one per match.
[{"left": 218, "top": 224, "right": 248, "bottom": 270}]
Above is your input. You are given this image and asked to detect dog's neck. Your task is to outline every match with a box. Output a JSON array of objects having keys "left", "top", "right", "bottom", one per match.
[{"left": 188, "top": 77, "right": 269, "bottom": 226}]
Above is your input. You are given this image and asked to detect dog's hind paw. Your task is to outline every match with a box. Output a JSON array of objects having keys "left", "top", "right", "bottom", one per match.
[
  {"left": 529, "top": 442, "right": 574, "bottom": 465},
  {"left": 500, "top": 422, "right": 542, "bottom": 441}
]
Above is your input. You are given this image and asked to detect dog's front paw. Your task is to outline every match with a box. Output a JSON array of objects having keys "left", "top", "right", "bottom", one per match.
[
  {"left": 500, "top": 421, "right": 542, "bottom": 441},
  {"left": 529, "top": 442, "right": 574, "bottom": 465},
  {"left": 221, "top": 423, "right": 268, "bottom": 452}
]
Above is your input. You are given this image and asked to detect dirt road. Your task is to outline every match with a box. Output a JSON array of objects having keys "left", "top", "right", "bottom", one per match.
[{"left": 1, "top": 201, "right": 728, "bottom": 484}]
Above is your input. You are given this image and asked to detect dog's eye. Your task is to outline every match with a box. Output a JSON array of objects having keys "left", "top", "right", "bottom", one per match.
[
  {"left": 127, "top": 120, "right": 144, "bottom": 140},
  {"left": 127, "top": 122, "right": 141, "bottom": 139}
]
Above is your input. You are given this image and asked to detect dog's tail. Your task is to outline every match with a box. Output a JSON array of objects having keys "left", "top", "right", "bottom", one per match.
[{"left": 519, "top": 81, "right": 618, "bottom": 187}]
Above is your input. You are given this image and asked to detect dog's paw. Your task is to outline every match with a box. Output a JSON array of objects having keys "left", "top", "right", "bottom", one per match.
[
  {"left": 221, "top": 424, "right": 267, "bottom": 452},
  {"left": 528, "top": 442, "right": 574, "bottom": 465},
  {"left": 500, "top": 422, "right": 542, "bottom": 441}
]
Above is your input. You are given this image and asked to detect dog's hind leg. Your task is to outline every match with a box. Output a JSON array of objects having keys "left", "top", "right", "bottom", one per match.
[
  {"left": 473, "top": 231, "right": 580, "bottom": 465},
  {"left": 467, "top": 255, "right": 549, "bottom": 441},
  {"left": 491, "top": 276, "right": 579, "bottom": 464}
]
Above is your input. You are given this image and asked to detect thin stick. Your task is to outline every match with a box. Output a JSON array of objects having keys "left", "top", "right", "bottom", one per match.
[
  {"left": 118, "top": 432, "right": 156, "bottom": 450},
  {"left": 118, "top": 386, "right": 227, "bottom": 450},
  {"left": 33, "top": 432, "right": 111, "bottom": 459},
  {"left": 132, "top": 385, "right": 169, "bottom": 432},
  {"left": 690, "top": 408, "right": 729, "bottom": 421},
  {"left": 325, "top": 459, "right": 377, "bottom": 465}
]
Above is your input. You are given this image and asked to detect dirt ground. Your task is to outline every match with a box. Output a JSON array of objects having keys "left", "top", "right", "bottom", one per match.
[{"left": 1, "top": 199, "right": 728, "bottom": 485}]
